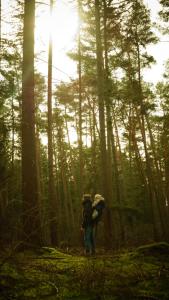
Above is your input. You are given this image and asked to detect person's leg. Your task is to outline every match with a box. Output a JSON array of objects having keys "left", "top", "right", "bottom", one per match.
[
  {"left": 84, "top": 226, "right": 91, "bottom": 254},
  {"left": 91, "top": 226, "right": 95, "bottom": 255},
  {"left": 84, "top": 226, "right": 96, "bottom": 255}
]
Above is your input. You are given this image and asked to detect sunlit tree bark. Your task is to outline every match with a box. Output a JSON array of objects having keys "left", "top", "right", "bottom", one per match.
[
  {"left": 22, "top": 0, "right": 41, "bottom": 245},
  {"left": 103, "top": 0, "right": 125, "bottom": 246},
  {"left": 95, "top": 0, "right": 113, "bottom": 248},
  {"left": 47, "top": 0, "right": 58, "bottom": 245},
  {"left": 77, "top": 0, "right": 84, "bottom": 197}
]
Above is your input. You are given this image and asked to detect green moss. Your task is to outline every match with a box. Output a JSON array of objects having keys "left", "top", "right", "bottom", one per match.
[
  {"left": 23, "top": 282, "right": 56, "bottom": 298},
  {"left": 0, "top": 263, "right": 20, "bottom": 279},
  {"left": 0, "top": 245, "right": 169, "bottom": 300}
]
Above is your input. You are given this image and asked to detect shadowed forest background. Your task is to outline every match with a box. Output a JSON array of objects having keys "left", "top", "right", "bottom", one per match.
[{"left": 0, "top": 0, "right": 169, "bottom": 251}]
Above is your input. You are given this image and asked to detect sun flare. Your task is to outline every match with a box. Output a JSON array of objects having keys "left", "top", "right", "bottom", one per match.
[
  {"left": 35, "top": 1, "right": 79, "bottom": 144},
  {"left": 36, "top": 2, "right": 78, "bottom": 46},
  {"left": 35, "top": 1, "right": 78, "bottom": 63},
  {"left": 35, "top": 0, "right": 78, "bottom": 80}
]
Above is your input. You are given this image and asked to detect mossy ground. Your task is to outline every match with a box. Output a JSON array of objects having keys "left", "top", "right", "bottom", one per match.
[{"left": 0, "top": 242, "right": 169, "bottom": 300}]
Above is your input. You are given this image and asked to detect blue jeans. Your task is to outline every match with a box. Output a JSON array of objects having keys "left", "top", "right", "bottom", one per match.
[{"left": 84, "top": 225, "right": 95, "bottom": 254}]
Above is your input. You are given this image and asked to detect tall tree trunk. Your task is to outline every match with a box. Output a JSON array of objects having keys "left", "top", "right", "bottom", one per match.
[
  {"left": 64, "top": 107, "right": 79, "bottom": 235},
  {"left": 112, "top": 106, "right": 127, "bottom": 204},
  {"left": 0, "top": 0, "right": 2, "bottom": 70},
  {"left": 103, "top": 0, "right": 113, "bottom": 203},
  {"left": 103, "top": 0, "right": 124, "bottom": 247},
  {"left": 89, "top": 96, "right": 98, "bottom": 194},
  {"left": 162, "top": 116, "right": 169, "bottom": 216},
  {"left": 64, "top": 107, "right": 78, "bottom": 196},
  {"left": 48, "top": 0, "right": 58, "bottom": 245},
  {"left": 95, "top": 0, "right": 112, "bottom": 248},
  {"left": 0, "top": 0, "right": 1, "bottom": 68},
  {"left": 11, "top": 78, "right": 15, "bottom": 171},
  {"left": 58, "top": 124, "right": 75, "bottom": 243},
  {"left": 77, "top": 0, "right": 83, "bottom": 196},
  {"left": 22, "top": 0, "right": 41, "bottom": 245}
]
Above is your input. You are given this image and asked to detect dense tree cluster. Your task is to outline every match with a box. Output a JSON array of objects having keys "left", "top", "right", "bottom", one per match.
[{"left": 0, "top": 0, "right": 169, "bottom": 249}]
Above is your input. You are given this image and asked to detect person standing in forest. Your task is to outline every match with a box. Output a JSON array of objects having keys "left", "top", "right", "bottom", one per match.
[
  {"left": 91, "top": 194, "right": 105, "bottom": 247},
  {"left": 81, "top": 194, "right": 95, "bottom": 255},
  {"left": 81, "top": 193, "right": 105, "bottom": 255},
  {"left": 92, "top": 194, "right": 105, "bottom": 226}
]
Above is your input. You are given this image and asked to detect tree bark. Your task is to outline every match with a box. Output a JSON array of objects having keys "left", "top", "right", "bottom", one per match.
[
  {"left": 22, "top": 0, "right": 41, "bottom": 245},
  {"left": 47, "top": 0, "right": 58, "bottom": 245},
  {"left": 77, "top": 0, "right": 84, "bottom": 197},
  {"left": 95, "top": 0, "right": 113, "bottom": 248}
]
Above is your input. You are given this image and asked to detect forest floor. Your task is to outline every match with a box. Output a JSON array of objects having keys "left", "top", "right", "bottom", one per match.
[{"left": 0, "top": 242, "right": 169, "bottom": 300}]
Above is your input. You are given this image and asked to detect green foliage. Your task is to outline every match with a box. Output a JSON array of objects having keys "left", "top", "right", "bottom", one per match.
[{"left": 159, "top": 0, "right": 169, "bottom": 22}]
